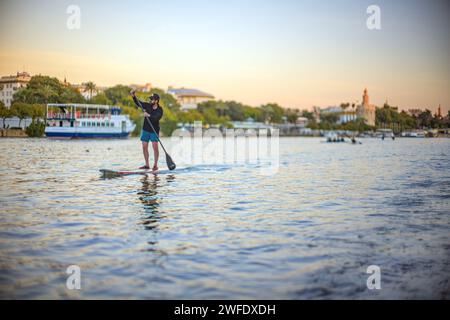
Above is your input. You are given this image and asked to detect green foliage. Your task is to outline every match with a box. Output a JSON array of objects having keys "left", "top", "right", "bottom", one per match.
[
  {"left": 197, "top": 100, "right": 231, "bottom": 124},
  {"left": 13, "top": 75, "right": 84, "bottom": 104},
  {"left": 260, "top": 103, "right": 284, "bottom": 123},
  {"left": 307, "top": 115, "right": 374, "bottom": 132},
  {"left": 243, "top": 106, "right": 263, "bottom": 122},
  {"left": 25, "top": 119, "right": 45, "bottom": 137},
  {"left": 416, "top": 109, "right": 433, "bottom": 128},
  {"left": 320, "top": 112, "right": 340, "bottom": 125},
  {"left": 300, "top": 110, "right": 315, "bottom": 121},
  {"left": 340, "top": 118, "right": 373, "bottom": 132},
  {"left": 10, "top": 102, "right": 32, "bottom": 127},
  {"left": 0, "top": 103, "right": 13, "bottom": 128},
  {"left": 84, "top": 81, "right": 96, "bottom": 101},
  {"left": 160, "top": 107, "right": 179, "bottom": 136},
  {"left": 104, "top": 85, "right": 133, "bottom": 106},
  {"left": 30, "top": 104, "right": 46, "bottom": 119},
  {"left": 284, "top": 108, "right": 300, "bottom": 123},
  {"left": 376, "top": 103, "right": 416, "bottom": 130},
  {"left": 91, "top": 92, "right": 112, "bottom": 105},
  {"left": 178, "top": 109, "right": 205, "bottom": 124}
]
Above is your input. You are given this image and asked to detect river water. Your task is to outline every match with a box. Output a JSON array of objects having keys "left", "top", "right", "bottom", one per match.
[{"left": 0, "top": 137, "right": 449, "bottom": 299}]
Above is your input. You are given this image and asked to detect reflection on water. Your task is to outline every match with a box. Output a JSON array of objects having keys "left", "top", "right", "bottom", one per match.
[
  {"left": 139, "top": 175, "right": 161, "bottom": 226},
  {"left": 0, "top": 137, "right": 449, "bottom": 299}
]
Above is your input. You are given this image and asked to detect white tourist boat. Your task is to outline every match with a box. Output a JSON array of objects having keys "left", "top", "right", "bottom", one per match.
[{"left": 45, "top": 103, "right": 136, "bottom": 139}]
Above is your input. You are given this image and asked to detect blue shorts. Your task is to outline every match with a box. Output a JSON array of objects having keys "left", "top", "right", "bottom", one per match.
[{"left": 140, "top": 130, "right": 159, "bottom": 142}]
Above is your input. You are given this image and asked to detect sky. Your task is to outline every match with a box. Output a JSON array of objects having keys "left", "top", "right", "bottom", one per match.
[{"left": 0, "top": 0, "right": 449, "bottom": 112}]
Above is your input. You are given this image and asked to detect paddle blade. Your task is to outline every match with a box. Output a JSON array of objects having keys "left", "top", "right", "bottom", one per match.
[{"left": 166, "top": 153, "right": 176, "bottom": 170}]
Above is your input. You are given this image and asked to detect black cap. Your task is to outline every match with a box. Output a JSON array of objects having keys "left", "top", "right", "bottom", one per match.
[{"left": 149, "top": 93, "right": 160, "bottom": 101}]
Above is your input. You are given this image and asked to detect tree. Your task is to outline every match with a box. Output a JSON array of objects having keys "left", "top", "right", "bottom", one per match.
[
  {"left": 284, "top": 108, "right": 299, "bottom": 123},
  {"left": 375, "top": 103, "right": 416, "bottom": 131},
  {"left": 301, "top": 110, "right": 315, "bottom": 121},
  {"left": 320, "top": 112, "right": 339, "bottom": 125},
  {"left": 242, "top": 106, "right": 262, "bottom": 121},
  {"left": 216, "top": 101, "right": 229, "bottom": 118},
  {"left": 104, "top": 85, "right": 133, "bottom": 106},
  {"left": 340, "top": 118, "right": 373, "bottom": 132},
  {"left": 91, "top": 92, "right": 112, "bottom": 105},
  {"left": 33, "top": 104, "right": 46, "bottom": 119},
  {"left": 225, "top": 101, "right": 245, "bottom": 121},
  {"left": 10, "top": 102, "right": 32, "bottom": 128},
  {"left": 26, "top": 106, "right": 46, "bottom": 137},
  {"left": 178, "top": 109, "right": 204, "bottom": 124},
  {"left": 13, "top": 75, "right": 84, "bottom": 104},
  {"left": 417, "top": 109, "right": 433, "bottom": 129},
  {"left": 159, "top": 107, "right": 179, "bottom": 136},
  {"left": 0, "top": 102, "right": 13, "bottom": 128},
  {"left": 84, "top": 81, "right": 96, "bottom": 101},
  {"left": 260, "top": 103, "right": 284, "bottom": 123}
]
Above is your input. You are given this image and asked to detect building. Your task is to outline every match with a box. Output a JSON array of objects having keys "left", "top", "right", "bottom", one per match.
[
  {"left": 167, "top": 87, "right": 214, "bottom": 111},
  {"left": 318, "top": 105, "right": 358, "bottom": 124},
  {"left": 339, "top": 110, "right": 358, "bottom": 124},
  {"left": 314, "top": 88, "right": 376, "bottom": 126},
  {"left": 0, "top": 72, "right": 31, "bottom": 108},
  {"left": 356, "top": 88, "right": 376, "bottom": 126},
  {"left": 296, "top": 117, "right": 309, "bottom": 127}
]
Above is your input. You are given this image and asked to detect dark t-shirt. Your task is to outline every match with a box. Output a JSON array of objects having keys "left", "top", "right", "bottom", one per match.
[{"left": 133, "top": 96, "right": 163, "bottom": 134}]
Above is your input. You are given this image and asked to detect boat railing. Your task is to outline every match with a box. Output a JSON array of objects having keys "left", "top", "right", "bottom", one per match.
[
  {"left": 46, "top": 112, "right": 73, "bottom": 120},
  {"left": 47, "top": 112, "right": 113, "bottom": 120},
  {"left": 76, "top": 113, "right": 112, "bottom": 119}
]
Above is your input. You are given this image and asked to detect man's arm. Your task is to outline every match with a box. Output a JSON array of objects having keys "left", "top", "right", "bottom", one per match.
[
  {"left": 132, "top": 95, "right": 145, "bottom": 109},
  {"left": 130, "top": 90, "right": 151, "bottom": 116},
  {"left": 130, "top": 90, "right": 145, "bottom": 108}
]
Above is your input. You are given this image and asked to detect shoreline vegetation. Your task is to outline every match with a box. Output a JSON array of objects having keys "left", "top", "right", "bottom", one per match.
[{"left": 1, "top": 75, "right": 449, "bottom": 138}]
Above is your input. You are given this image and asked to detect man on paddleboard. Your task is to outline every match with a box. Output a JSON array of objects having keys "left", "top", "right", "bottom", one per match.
[{"left": 130, "top": 90, "right": 163, "bottom": 171}]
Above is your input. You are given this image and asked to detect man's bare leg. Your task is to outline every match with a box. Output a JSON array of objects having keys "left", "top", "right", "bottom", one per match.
[
  {"left": 152, "top": 141, "right": 159, "bottom": 171},
  {"left": 142, "top": 141, "right": 150, "bottom": 168}
]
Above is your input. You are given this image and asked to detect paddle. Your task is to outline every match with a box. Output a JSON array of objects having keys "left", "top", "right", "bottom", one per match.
[{"left": 133, "top": 95, "right": 176, "bottom": 171}]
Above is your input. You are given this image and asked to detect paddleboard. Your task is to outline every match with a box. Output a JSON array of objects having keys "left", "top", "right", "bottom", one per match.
[{"left": 100, "top": 169, "right": 158, "bottom": 178}]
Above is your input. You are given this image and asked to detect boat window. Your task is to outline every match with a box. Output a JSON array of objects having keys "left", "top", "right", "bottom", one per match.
[
  {"left": 111, "top": 122, "right": 114, "bottom": 127},
  {"left": 101, "top": 122, "right": 105, "bottom": 127}
]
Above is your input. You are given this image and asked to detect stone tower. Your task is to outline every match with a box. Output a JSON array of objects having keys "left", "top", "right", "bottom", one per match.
[
  {"left": 363, "top": 88, "right": 369, "bottom": 106},
  {"left": 357, "top": 88, "right": 376, "bottom": 126}
]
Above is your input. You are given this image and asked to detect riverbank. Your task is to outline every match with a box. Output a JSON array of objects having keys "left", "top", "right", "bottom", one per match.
[{"left": 0, "top": 129, "right": 28, "bottom": 138}]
